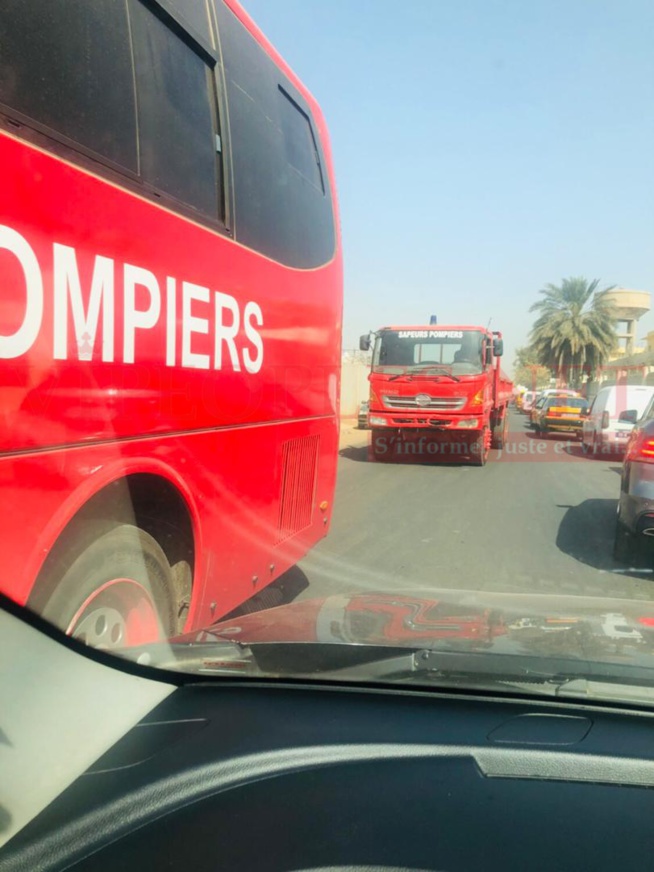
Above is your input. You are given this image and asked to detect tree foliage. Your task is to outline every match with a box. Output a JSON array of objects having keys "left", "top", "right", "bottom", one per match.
[
  {"left": 529, "top": 277, "right": 617, "bottom": 384},
  {"left": 513, "top": 346, "right": 551, "bottom": 388}
]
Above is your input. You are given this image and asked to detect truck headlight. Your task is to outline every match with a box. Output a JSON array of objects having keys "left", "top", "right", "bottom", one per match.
[
  {"left": 369, "top": 416, "right": 387, "bottom": 426},
  {"left": 458, "top": 419, "right": 479, "bottom": 428}
]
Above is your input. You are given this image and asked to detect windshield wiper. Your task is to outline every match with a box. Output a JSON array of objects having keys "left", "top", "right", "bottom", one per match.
[
  {"left": 388, "top": 366, "right": 460, "bottom": 382},
  {"left": 248, "top": 645, "right": 654, "bottom": 706},
  {"left": 122, "top": 638, "right": 654, "bottom": 708},
  {"left": 125, "top": 638, "right": 653, "bottom": 693}
]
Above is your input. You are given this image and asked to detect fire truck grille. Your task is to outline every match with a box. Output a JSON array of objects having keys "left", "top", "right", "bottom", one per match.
[
  {"left": 383, "top": 395, "right": 466, "bottom": 410},
  {"left": 276, "top": 435, "right": 319, "bottom": 543}
]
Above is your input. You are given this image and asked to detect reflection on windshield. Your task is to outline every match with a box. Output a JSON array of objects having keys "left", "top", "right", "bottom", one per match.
[{"left": 116, "top": 591, "right": 654, "bottom": 703}]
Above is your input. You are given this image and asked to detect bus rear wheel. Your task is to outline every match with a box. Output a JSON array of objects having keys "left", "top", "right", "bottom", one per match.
[{"left": 39, "top": 522, "right": 176, "bottom": 650}]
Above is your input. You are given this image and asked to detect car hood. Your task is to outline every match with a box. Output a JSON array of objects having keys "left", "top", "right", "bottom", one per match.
[{"left": 189, "top": 588, "right": 654, "bottom": 662}]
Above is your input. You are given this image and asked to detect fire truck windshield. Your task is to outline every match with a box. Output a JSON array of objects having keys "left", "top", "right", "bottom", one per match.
[{"left": 372, "top": 329, "right": 486, "bottom": 375}]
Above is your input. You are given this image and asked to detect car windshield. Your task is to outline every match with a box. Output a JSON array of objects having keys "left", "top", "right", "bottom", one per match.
[{"left": 4, "top": 0, "right": 654, "bottom": 804}]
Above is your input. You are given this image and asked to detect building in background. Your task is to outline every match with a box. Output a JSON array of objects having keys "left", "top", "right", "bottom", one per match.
[
  {"left": 603, "top": 289, "right": 650, "bottom": 360},
  {"left": 598, "top": 289, "right": 653, "bottom": 391}
]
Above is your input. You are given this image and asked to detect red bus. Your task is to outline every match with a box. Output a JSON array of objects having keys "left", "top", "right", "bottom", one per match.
[{"left": 0, "top": 0, "right": 342, "bottom": 649}]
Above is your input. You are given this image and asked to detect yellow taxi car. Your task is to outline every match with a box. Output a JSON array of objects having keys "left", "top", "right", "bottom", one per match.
[
  {"left": 529, "top": 389, "right": 578, "bottom": 428},
  {"left": 533, "top": 394, "right": 589, "bottom": 437}
]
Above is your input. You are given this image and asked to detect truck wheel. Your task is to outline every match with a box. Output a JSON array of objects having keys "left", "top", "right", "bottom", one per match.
[
  {"left": 471, "top": 427, "right": 490, "bottom": 466},
  {"left": 613, "top": 519, "right": 634, "bottom": 564},
  {"left": 37, "top": 522, "right": 176, "bottom": 649},
  {"left": 491, "top": 413, "right": 507, "bottom": 449}
]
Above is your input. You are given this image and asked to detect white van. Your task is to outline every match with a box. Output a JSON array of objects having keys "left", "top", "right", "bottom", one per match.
[{"left": 581, "top": 385, "right": 654, "bottom": 453}]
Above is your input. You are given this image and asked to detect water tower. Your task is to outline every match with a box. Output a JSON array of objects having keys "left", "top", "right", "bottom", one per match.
[{"left": 600, "top": 288, "right": 650, "bottom": 355}]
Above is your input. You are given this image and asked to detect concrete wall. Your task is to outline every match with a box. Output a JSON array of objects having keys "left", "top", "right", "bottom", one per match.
[{"left": 340, "top": 361, "right": 370, "bottom": 417}]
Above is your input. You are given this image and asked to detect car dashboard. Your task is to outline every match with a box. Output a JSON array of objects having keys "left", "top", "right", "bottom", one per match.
[{"left": 5, "top": 675, "right": 654, "bottom": 871}]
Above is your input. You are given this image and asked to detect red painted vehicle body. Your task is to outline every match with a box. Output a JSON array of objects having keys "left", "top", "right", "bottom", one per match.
[
  {"left": 0, "top": 0, "right": 342, "bottom": 644},
  {"left": 364, "top": 325, "right": 512, "bottom": 464}
]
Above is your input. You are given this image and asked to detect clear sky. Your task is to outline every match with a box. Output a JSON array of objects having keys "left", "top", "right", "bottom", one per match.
[{"left": 240, "top": 0, "right": 654, "bottom": 371}]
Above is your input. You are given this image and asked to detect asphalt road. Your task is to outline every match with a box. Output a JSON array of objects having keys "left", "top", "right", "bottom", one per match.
[{"left": 293, "top": 410, "right": 654, "bottom": 604}]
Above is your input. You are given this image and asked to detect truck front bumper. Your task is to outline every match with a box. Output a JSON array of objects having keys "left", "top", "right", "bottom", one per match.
[{"left": 368, "top": 413, "right": 481, "bottom": 430}]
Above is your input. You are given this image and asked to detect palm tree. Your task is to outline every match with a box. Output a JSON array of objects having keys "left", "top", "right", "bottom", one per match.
[{"left": 529, "top": 277, "right": 617, "bottom": 387}]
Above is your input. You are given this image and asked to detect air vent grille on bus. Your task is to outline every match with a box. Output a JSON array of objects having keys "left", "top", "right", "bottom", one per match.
[{"left": 276, "top": 435, "right": 319, "bottom": 543}]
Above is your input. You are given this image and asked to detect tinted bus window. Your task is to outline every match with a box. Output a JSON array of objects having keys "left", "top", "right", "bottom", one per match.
[
  {"left": 129, "top": 0, "right": 219, "bottom": 217},
  {"left": 167, "top": 0, "right": 213, "bottom": 45},
  {"left": 279, "top": 87, "right": 325, "bottom": 193},
  {"left": 214, "top": 1, "right": 335, "bottom": 268},
  {"left": 0, "top": 0, "right": 137, "bottom": 172}
]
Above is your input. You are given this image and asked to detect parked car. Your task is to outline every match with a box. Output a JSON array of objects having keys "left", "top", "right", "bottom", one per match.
[
  {"left": 615, "top": 405, "right": 654, "bottom": 561},
  {"left": 533, "top": 395, "right": 589, "bottom": 438},
  {"left": 582, "top": 385, "right": 654, "bottom": 455},
  {"left": 357, "top": 400, "right": 370, "bottom": 429}
]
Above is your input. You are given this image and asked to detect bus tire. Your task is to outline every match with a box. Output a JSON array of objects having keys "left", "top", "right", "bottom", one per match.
[{"left": 39, "top": 522, "right": 176, "bottom": 649}]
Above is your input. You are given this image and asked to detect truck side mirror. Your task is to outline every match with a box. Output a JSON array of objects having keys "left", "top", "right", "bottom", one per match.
[
  {"left": 618, "top": 409, "right": 638, "bottom": 424},
  {"left": 359, "top": 334, "right": 371, "bottom": 352},
  {"left": 493, "top": 338, "right": 504, "bottom": 357}
]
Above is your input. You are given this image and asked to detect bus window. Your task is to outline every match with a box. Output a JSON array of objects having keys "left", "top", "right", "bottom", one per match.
[
  {"left": 166, "top": 0, "right": 214, "bottom": 45},
  {"left": 0, "top": 0, "right": 138, "bottom": 172},
  {"left": 0, "top": 0, "right": 222, "bottom": 221},
  {"left": 279, "top": 87, "right": 325, "bottom": 193},
  {"left": 129, "top": 0, "right": 220, "bottom": 218},
  {"left": 214, "top": 0, "right": 335, "bottom": 268}
]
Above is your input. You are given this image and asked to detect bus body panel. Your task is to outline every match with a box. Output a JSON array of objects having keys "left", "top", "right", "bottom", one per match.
[
  {"left": 0, "top": 0, "right": 342, "bottom": 630},
  {"left": 0, "top": 415, "right": 338, "bottom": 626},
  {"left": 0, "top": 132, "right": 340, "bottom": 453}
]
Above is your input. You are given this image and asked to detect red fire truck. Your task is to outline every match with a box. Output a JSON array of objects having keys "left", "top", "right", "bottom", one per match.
[
  {"left": 361, "top": 324, "right": 512, "bottom": 465},
  {"left": 0, "top": 0, "right": 341, "bottom": 648}
]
